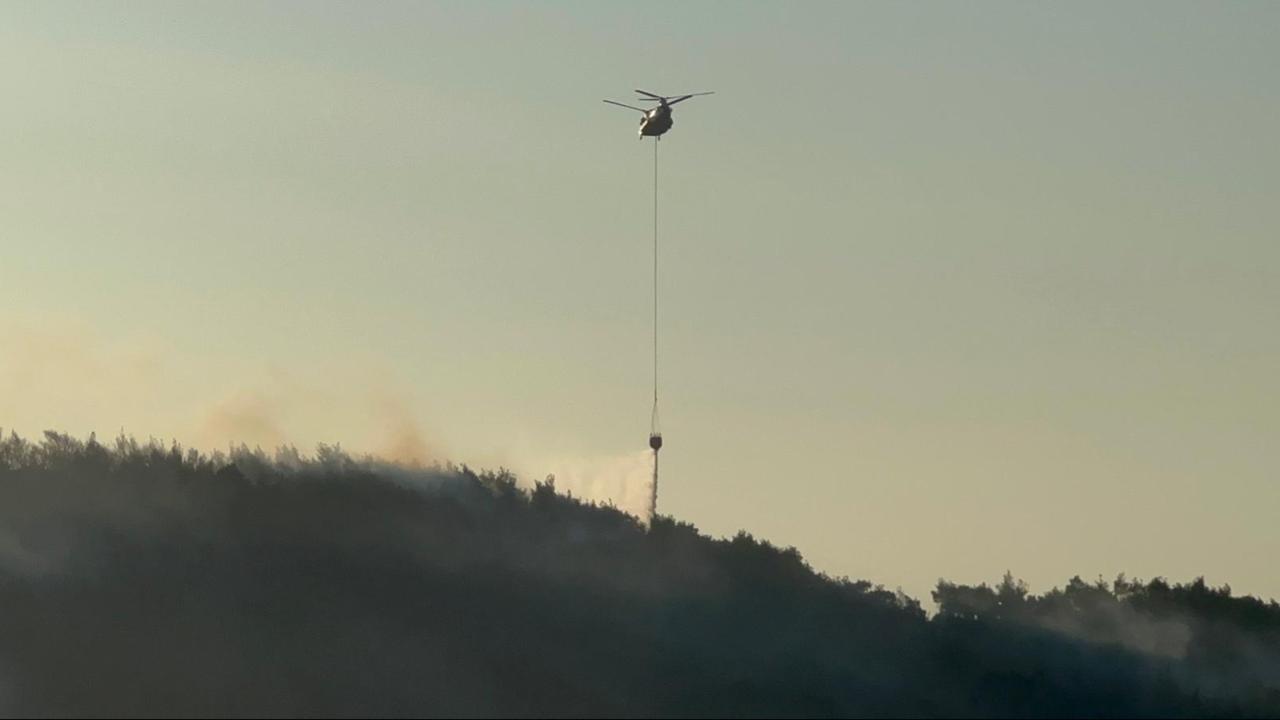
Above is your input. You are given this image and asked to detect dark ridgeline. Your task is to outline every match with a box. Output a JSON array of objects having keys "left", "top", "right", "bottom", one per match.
[{"left": 0, "top": 430, "right": 1276, "bottom": 718}]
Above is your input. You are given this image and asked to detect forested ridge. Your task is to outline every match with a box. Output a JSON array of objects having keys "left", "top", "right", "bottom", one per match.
[{"left": 0, "top": 431, "right": 1276, "bottom": 717}]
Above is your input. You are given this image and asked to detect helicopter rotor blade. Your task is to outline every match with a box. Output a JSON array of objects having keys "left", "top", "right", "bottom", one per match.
[
  {"left": 665, "top": 92, "right": 715, "bottom": 106},
  {"left": 634, "top": 89, "right": 665, "bottom": 100},
  {"left": 603, "top": 99, "right": 649, "bottom": 113}
]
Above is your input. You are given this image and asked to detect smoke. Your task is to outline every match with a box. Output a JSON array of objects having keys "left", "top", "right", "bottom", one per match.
[
  {"left": 0, "top": 319, "right": 170, "bottom": 432},
  {"left": 0, "top": 528, "right": 63, "bottom": 578},
  {"left": 1, "top": 317, "right": 644, "bottom": 507},
  {"left": 368, "top": 393, "right": 435, "bottom": 466},
  {"left": 1034, "top": 598, "right": 1192, "bottom": 660},
  {"left": 0, "top": 317, "right": 441, "bottom": 466},
  {"left": 1077, "top": 603, "right": 1275, "bottom": 701},
  {"left": 198, "top": 391, "right": 290, "bottom": 451},
  {"left": 194, "top": 385, "right": 438, "bottom": 467}
]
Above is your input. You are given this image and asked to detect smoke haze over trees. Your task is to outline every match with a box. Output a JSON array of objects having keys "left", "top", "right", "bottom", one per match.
[{"left": 0, "top": 431, "right": 1276, "bottom": 717}]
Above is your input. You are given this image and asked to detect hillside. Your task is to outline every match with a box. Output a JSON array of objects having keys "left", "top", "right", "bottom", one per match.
[{"left": 0, "top": 431, "right": 1277, "bottom": 717}]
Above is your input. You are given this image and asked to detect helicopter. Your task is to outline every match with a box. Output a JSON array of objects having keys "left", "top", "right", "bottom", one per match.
[{"left": 603, "top": 89, "right": 714, "bottom": 139}]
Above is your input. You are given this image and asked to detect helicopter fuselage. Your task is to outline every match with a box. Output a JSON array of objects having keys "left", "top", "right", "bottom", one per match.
[{"left": 640, "top": 105, "right": 674, "bottom": 138}]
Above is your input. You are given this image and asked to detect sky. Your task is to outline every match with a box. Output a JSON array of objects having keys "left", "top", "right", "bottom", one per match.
[{"left": 2, "top": 0, "right": 1277, "bottom": 604}]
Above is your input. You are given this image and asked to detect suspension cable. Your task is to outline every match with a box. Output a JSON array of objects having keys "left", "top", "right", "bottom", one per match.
[
  {"left": 652, "top": 137, "right": 659, "bottom": 433},
  {"left": 649, "top": 137, "right": 661, "bottom": 522}
]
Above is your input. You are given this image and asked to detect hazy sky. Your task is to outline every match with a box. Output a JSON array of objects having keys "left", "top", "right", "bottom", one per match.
[{"left": 2, "top": 1, "right": 1277, "bottom": 603}]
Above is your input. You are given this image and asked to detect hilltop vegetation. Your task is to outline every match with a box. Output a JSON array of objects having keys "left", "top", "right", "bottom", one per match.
[{"left": 0, "top": 430, "right": 1277, "bottom": 717}]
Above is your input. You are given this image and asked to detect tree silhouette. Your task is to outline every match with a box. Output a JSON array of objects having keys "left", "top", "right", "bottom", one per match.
[{"left": 0, "top": 429, "right": 1275, "bottom": 717}]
